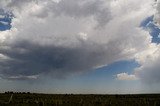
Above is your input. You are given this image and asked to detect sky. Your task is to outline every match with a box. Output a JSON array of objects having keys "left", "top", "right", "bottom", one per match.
[{"left": 0, "top": 0, "right": 160, "bottom": 94}]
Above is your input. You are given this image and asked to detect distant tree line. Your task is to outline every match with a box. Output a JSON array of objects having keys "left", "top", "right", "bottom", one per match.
[{"left": 4, "top": 91, "right": 31, "bottom": 94}]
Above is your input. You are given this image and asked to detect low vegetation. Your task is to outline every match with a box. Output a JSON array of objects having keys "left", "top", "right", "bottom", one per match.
[{"left": 0, "top": 92, "right": 160, "bottom": 106}]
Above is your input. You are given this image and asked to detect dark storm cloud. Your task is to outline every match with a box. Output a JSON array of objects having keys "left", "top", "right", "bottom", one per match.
[{"left": 0, "top": 40, "right": 125, "bottom": 80}]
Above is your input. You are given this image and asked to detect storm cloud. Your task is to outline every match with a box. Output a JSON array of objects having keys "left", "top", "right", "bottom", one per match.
[{"left": 0, "top": 0, "right": 157, "bottom": 80}]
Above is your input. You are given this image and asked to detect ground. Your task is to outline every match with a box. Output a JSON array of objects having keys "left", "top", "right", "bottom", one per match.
[{"left": 0, "top": 93, "right": 160, "bottom": 106}]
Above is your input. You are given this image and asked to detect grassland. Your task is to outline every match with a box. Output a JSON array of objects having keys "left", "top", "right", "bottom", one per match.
[{"left": 0, "top": 92, "right": 160, "bottom": 106}]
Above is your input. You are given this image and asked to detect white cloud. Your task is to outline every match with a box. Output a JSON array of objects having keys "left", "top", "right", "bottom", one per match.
[
  {"left": 115, "top": 0, "right": 160, "bottom": 84},
  {"left": 116, "top": 73, "right": 138, "bottom": 81},
  {"left": 6, "top": 75, "right": 39, "bottom": 80},
  {"left": 78, "top": 32, "right": 88, "bottom": 40},
  {"left": 122, "top": 0, "right": 160, "bottom": 84},
  {"left": 134, "top": 44, "right": 160, "bottom": 83},
  {"left": 0, "top": 21, "right": 9, "bottom": 25},
  {"left": 154, "top": 0, "right": 160, "bottom": 25},
  {"left": 0, "top": 15, "right": 5, "bottom": 18},
  {"left": 158, "top": 33, "right": 160, "bottom": 38}
]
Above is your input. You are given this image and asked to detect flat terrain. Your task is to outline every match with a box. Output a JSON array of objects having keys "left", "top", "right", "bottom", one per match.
[{"left": 0, "top": 93, "right": 160, "bottom": 106}]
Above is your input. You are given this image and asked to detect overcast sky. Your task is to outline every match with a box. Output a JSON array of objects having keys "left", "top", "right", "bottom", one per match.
[{"left": 0, "top": 0, "right": 160, "bottom": 94}]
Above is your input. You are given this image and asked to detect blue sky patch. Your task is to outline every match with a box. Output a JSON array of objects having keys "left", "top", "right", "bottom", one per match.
[
  {"left": 141, "top": 16, "right": 160, "bottom": 44},
  {"left": 82, "top": 60, "right": 140, "bottom": 81},
  {"left": 0, "top": 9, "right": 12, "bottom": 31}
]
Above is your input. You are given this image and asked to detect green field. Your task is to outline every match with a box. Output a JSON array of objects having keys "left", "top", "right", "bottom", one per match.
[{"left": 0, "top": 93, "right": 160, "bottom": 106}]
